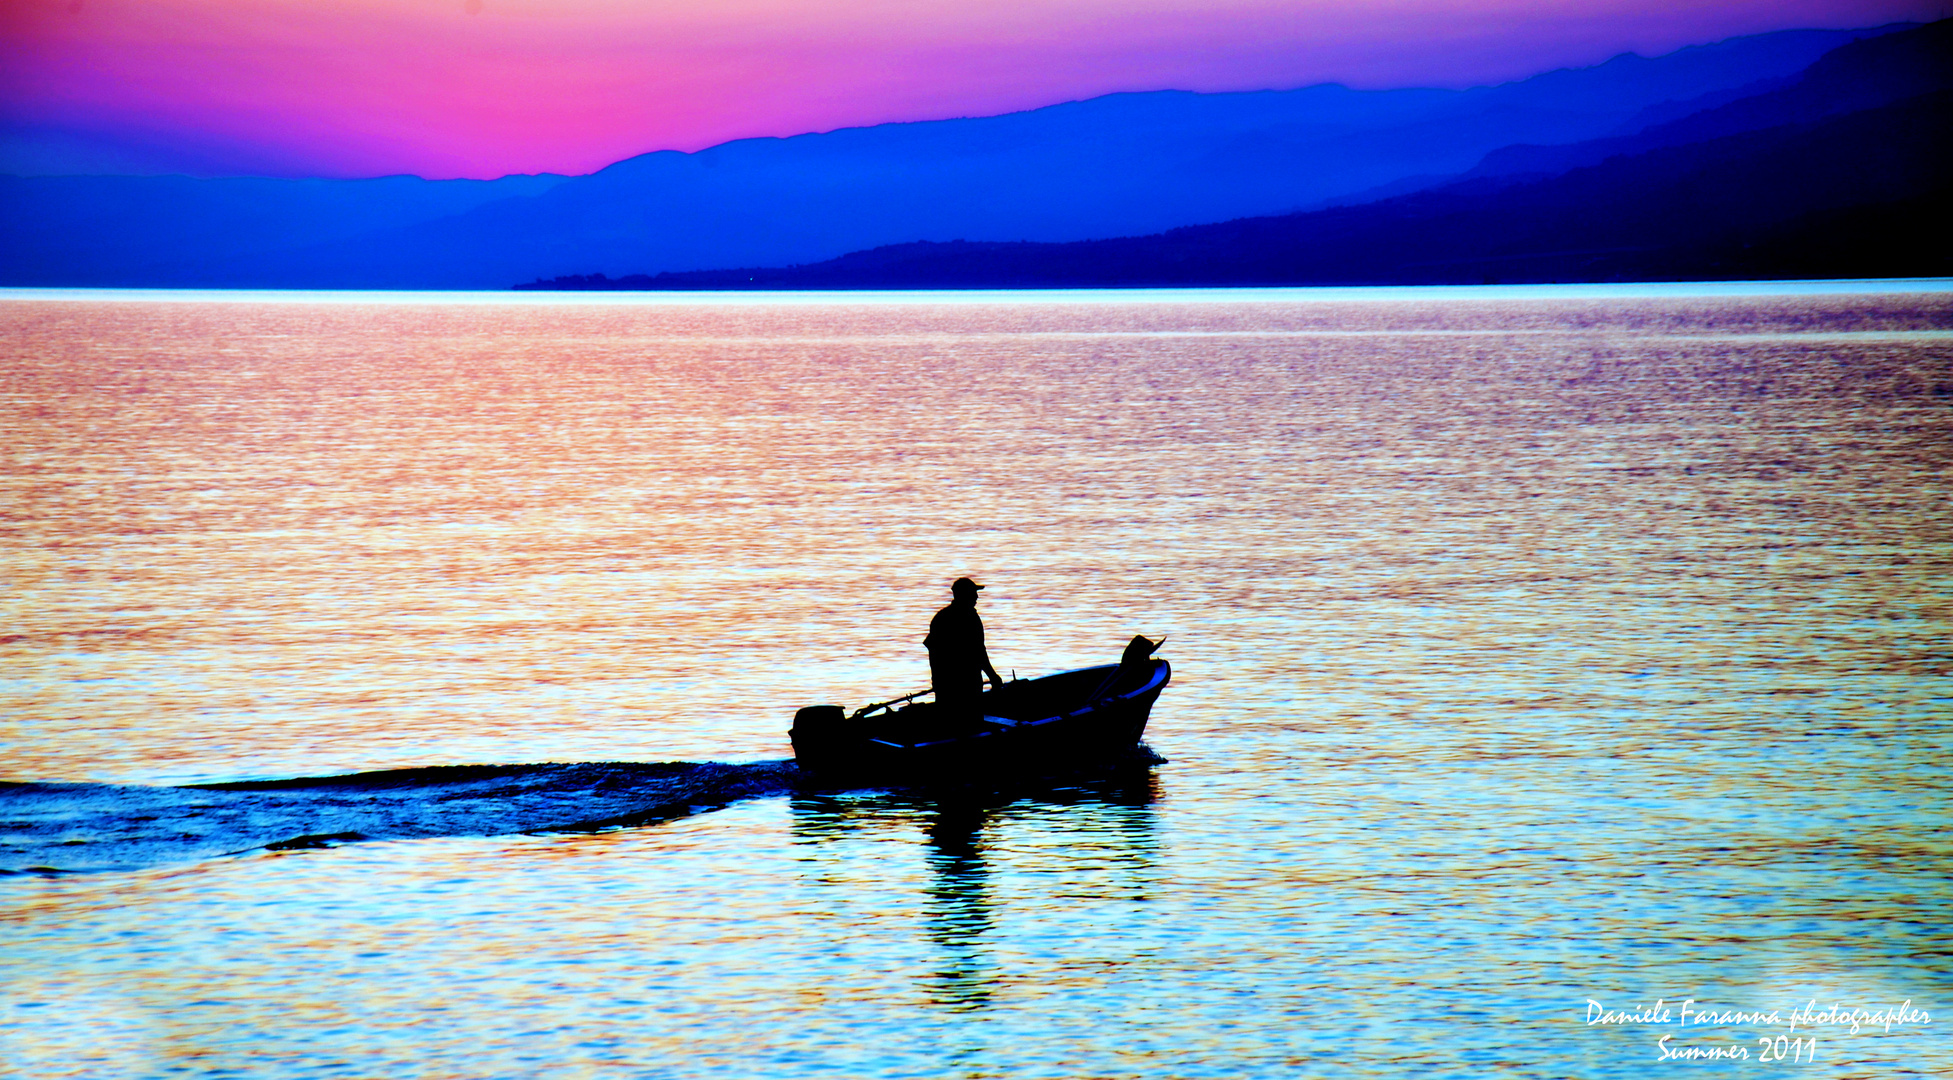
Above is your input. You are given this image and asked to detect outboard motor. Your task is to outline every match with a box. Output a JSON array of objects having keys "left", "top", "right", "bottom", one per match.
[{"left": 791, "top": 704, "right": 851, "bottom": 768}]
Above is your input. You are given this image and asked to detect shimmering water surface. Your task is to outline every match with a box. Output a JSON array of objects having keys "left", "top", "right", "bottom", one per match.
[{"left": 3, "top": 288, "right": 1950, "bottom": 1078}]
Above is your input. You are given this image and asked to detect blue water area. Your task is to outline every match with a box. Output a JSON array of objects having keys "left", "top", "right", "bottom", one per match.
[{"left": 6, "top": 754, "right": 1946, "bottom": 1077}]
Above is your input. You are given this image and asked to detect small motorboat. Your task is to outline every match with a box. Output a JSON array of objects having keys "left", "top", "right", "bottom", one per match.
[{"left": 791, "top": 636, "right": 1170, "bottom": 780}]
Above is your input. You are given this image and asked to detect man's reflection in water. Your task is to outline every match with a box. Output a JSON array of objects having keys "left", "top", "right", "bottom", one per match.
[
  {"left": 789, "top": 772, "right": 1160, "bottom": 1015},
  {"left": 922, "top": 801, "right": 995, "bottom": 1011}
]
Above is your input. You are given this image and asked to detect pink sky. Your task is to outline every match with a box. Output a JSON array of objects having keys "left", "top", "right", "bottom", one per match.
[{"left": 0, "top": 0, "right": 1937, "bottom": 179}]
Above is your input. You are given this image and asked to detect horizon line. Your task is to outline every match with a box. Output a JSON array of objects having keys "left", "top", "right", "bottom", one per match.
[{"left": 6, "top": 279, "right": 1951, "bottom": 306}]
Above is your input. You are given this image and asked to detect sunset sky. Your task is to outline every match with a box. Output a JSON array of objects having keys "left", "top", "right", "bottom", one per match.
[{"left": 0, "top": 0, "right": 1938, "bottom": 179}]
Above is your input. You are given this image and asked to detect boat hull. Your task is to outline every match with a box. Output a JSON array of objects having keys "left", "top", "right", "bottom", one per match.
[{"left": 792, "top": 659, "right": 1170, "bottom": 782}]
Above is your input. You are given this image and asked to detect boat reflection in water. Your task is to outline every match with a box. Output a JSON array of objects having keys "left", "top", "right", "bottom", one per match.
[
  {"left": 921, "top": 801, "right": 997, "bottom": 1011},
  {"left": 788, "top": 771, "right": 1161, "bottom": 1014}
]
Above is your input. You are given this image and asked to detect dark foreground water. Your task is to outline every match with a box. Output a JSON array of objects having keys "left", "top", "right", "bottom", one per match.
[{"left": 3, "top": 285, "right": 1950, "bottom": 1077}]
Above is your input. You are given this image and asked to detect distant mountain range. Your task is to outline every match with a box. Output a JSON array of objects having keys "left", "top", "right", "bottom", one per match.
[
  {"left": 525, "top": 20, "right": 1952, "bottom": 289},
  {"left": 1, "top": 23, "right": 1928, "bottom": 289}
]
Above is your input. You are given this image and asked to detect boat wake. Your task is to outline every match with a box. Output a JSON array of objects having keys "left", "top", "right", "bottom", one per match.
[
  {"left": 1, "top": 745, "right": 1166, "bottom": 875},
  {"left": 0, "top": 760, "right": 803, "bottom": 875}
]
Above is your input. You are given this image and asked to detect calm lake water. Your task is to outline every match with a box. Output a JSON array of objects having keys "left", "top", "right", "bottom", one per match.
[{"left": 3, "top": 286, "right": 1950, "bottom": 1078}]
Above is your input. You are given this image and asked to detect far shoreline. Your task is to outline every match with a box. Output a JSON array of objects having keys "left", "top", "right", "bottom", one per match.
[{"left": 4, "top": 278, "right": 1952, "bottom": 306}]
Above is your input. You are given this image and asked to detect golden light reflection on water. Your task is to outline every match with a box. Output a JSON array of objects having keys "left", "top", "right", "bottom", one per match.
[
  {"left": 4, "top": 297, "right": 1948, "bottom": 785},
  {"left": 3, "top": 294, "right": 1951, "bottom": 1077}
]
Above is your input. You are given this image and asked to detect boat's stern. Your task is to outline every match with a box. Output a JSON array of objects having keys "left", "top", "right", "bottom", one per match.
[{"left": 790, "top": 704, "right": 857, "bottom": 771}]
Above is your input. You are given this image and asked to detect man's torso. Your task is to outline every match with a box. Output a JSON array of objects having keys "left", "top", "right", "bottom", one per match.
[{"left": 926, "top": 602, "right": 985, "bottom": 667}]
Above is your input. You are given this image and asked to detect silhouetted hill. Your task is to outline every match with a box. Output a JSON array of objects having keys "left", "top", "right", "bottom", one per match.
[
  {"left": 1456, "top": 18, "right": 1953, "bottom": 188},
  {"left": 521, "top": 23, "right": 1952, "bottom": 289},
  {"left": 0, "top": 24, "right": 1906, "bottom": 288}
]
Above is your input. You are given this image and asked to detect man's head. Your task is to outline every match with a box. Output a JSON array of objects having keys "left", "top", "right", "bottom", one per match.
[{"left": 951, "top": 577, "right": 984, "bottom": 600}]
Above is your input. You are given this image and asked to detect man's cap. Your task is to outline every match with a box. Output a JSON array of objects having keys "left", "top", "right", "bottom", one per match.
[{"left": 951, "top": 577, "right": 985, "bottom": 593}]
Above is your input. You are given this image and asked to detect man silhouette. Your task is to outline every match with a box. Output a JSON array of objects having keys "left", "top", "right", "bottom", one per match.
[{"left": 925, "top": 577, "right": 1004, "bottom": 712}]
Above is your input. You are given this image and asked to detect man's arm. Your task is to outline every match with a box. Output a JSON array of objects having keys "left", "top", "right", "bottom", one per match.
[{"left": 976, "top": 618, "right": 1003, "bottom": 688}]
